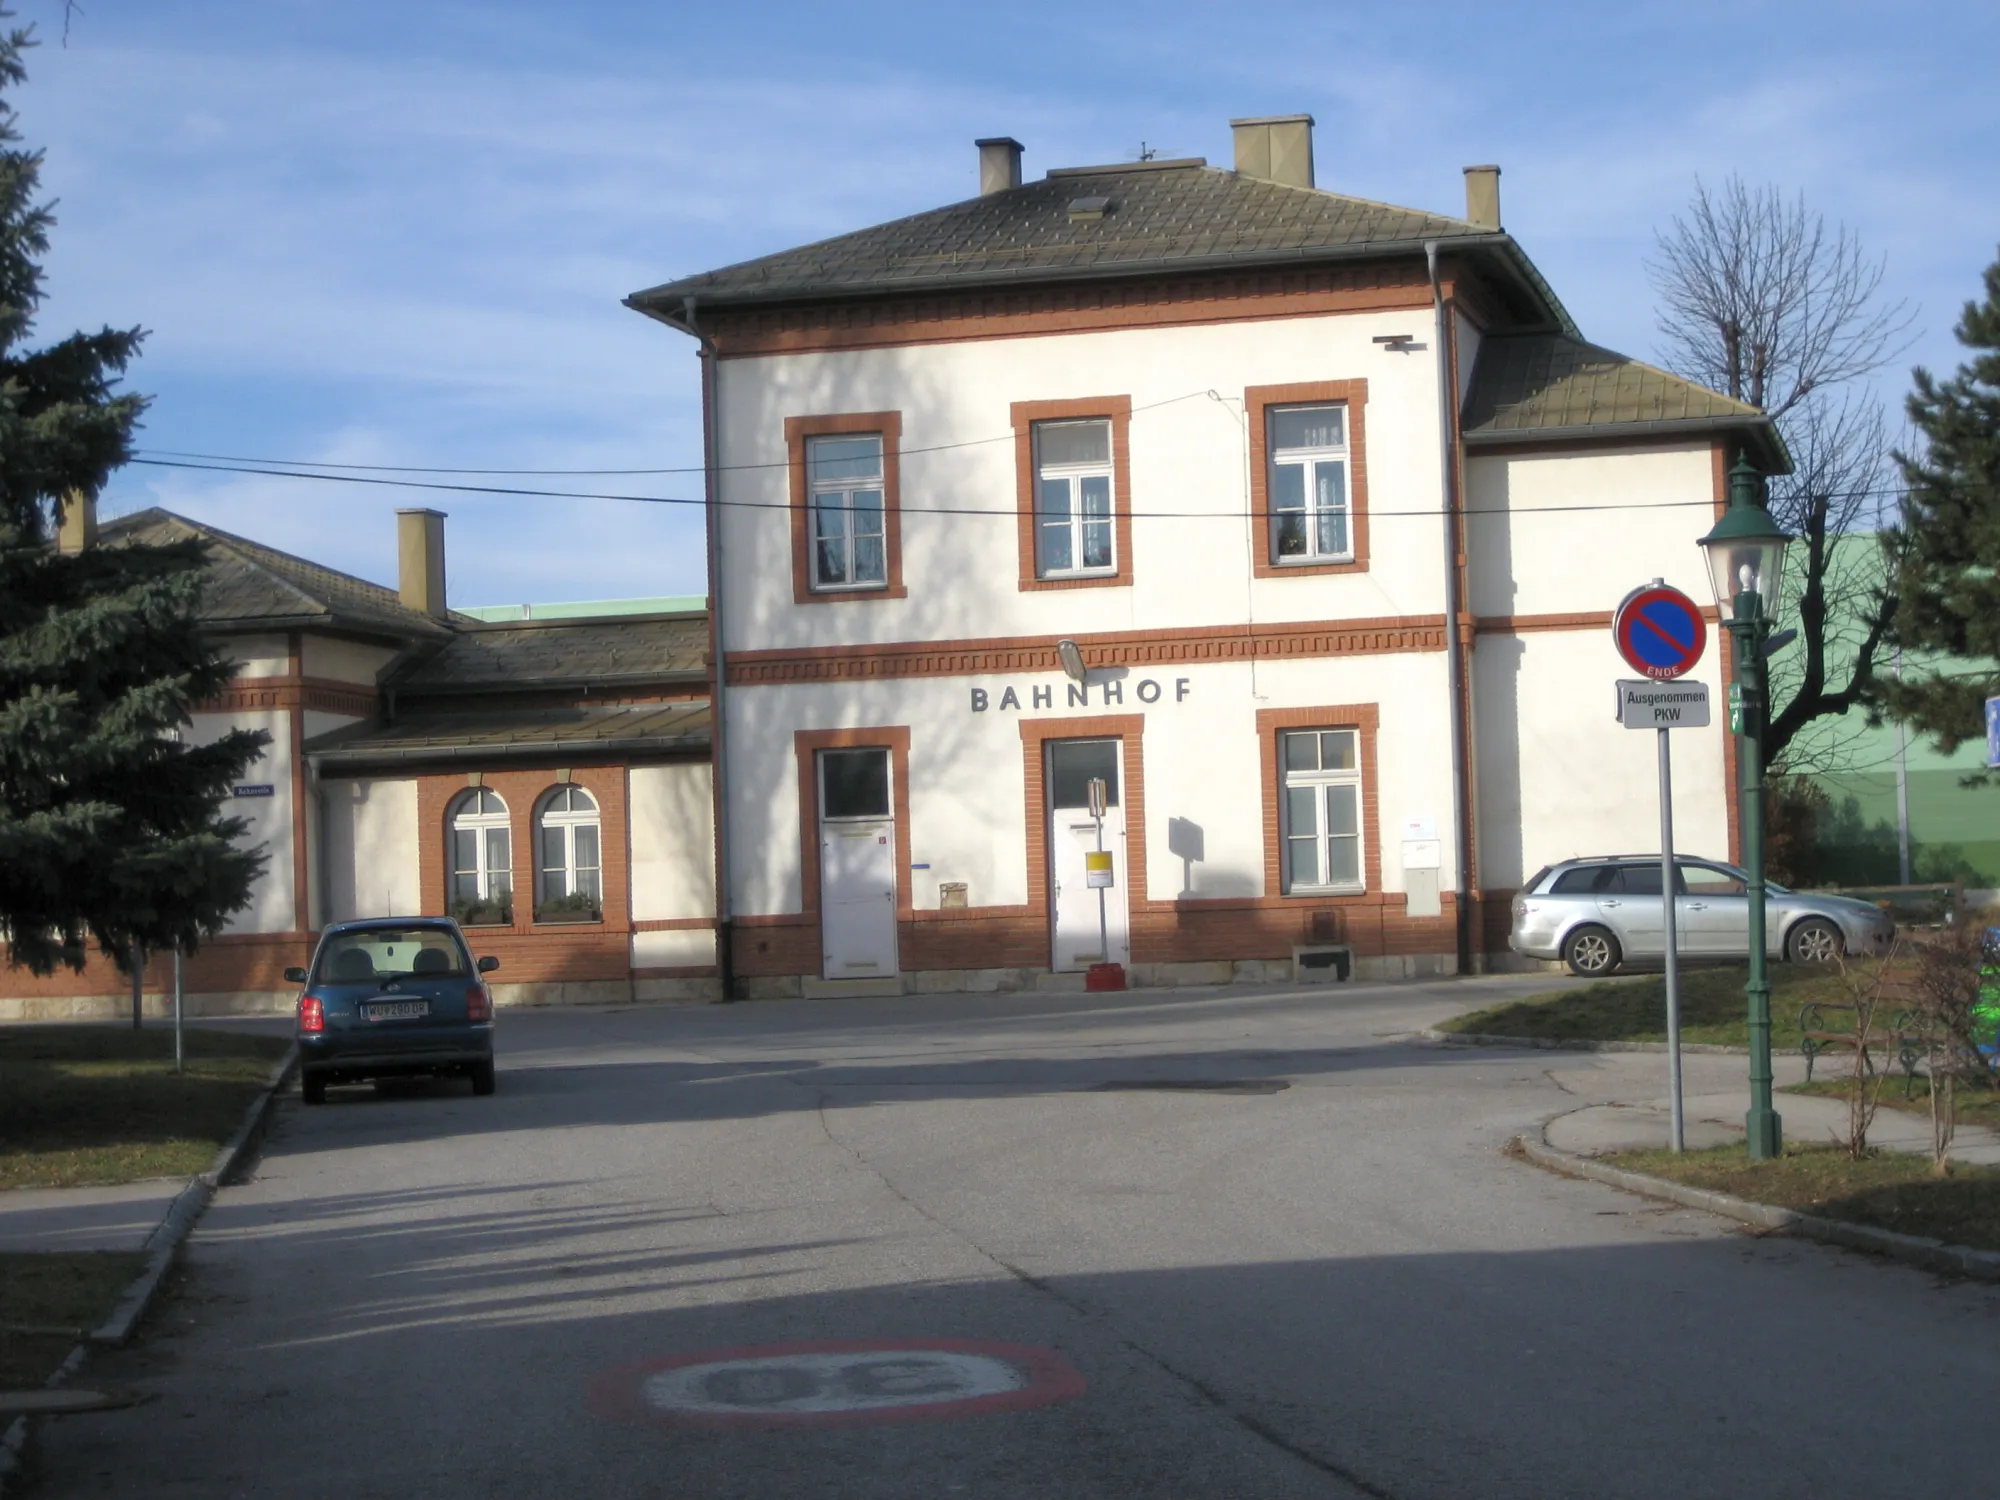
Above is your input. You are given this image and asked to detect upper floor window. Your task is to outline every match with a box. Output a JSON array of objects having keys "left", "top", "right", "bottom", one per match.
[
  {"left": 1280, "top": 728, "right": 1364, "bottom": 894},
  {"left": 808, "top": 433, "right": 887, "bottom": 591},
  {"left": 535, "top": 784, "right": 602, "bottom": 921},
  {"left": 1035, "top": 418, "right": 1115, "bottom": 578},
  {"left": 1267, "top": 404, "right": 1352, "bottom": 564},
  {"left": 448, "top": 787, "right": 512, "bottom": 925}
]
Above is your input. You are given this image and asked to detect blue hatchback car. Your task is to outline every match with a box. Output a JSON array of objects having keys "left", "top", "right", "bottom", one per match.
[{"left": 287, "top": 917, "right": 499, "bottom": 1104}]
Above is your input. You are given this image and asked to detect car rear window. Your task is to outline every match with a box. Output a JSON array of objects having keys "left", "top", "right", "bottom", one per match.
[{"left": 315, "top": 928, "right": 468, "bottom": 984}]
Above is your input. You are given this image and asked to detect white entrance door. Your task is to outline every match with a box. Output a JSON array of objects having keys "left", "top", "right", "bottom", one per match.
[
  {"left": 1047, "top": 739, "right": 1130, "bottom": 972},
  {"left": 818, "top": 748, "right": 898, "bottom": 981}
]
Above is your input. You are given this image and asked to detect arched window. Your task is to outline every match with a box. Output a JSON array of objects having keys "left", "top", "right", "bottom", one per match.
[
  {"left": 447, "top": 787, "right": 513, "bottom": 924},
  {"left": 535, "top": 784, "right": 602, "bottom": 921}
]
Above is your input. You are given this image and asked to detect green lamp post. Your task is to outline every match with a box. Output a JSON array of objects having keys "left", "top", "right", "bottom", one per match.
[{"left": 1699, "top": 456, "right": 1793, "bottom": 1160}]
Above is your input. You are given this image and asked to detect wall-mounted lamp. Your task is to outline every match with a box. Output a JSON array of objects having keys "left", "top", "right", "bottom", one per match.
[{"left": 1056, "top": 638, "right": 1088, "bottom": 684}]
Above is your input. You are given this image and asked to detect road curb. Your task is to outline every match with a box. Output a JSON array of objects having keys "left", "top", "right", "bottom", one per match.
[
  {"left": 0, "top": 1044, "right": 297, "bottom": 1499},
  {"left": 1516, "top": 1125, "right": 2000, "bottom": 1283},
  {"left": 1425, "top": 1028, "right": 1748, "bottom": 1055}
]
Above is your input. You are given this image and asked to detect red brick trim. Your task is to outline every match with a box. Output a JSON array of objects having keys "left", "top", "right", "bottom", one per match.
[
  {"left": 784, "top": 412, "right": 906, "bottom": 605},
  {"left": 1246, "top": 380, "right": 1370, "bottom": 578},
  {"left": 197, "top": 677, "right": 378, "bottom": 718},
  {"left": 727, "top": 615, "right": 1445, "bottom": 686},
  {"left": 792, "top": 727, "right": 914, "bottom": 925},
  {"left": 1009, "top": 396, "right": 1134, "bottom": 592},
  {"left": 705, "top": 264, "right": 1438, "bottom": 358},
  {"left": 420, "top": 767, "right": 632, "bottom": 936},
  {"left": 1018, "top": 716, "right": 1147, "bottom": 955},
  {"left": 1255, "top": 705, "right": 1382, "bottom": 899},
  {"left": 631, "top": 917, "right": 717, "bottom": 932}
]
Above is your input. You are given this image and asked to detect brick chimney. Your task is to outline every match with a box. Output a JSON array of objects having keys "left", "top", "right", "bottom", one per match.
[
  {"left": 1231, "top": 115, "right": 1314, "bottom": 189},
  {"left": 396, "top": 508, "right": 448, "bottom": 618},
  {"left": 1463, "top": 165, "right": 1501, "bottom": 228},
  {"left": 977, "top": 137, "right": 1023, "bottom": 196}
]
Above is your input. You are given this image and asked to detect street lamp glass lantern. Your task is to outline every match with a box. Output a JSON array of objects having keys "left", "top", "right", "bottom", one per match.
[{"left": 1698, "top": 464, "right": 1791, "bottom": 624}]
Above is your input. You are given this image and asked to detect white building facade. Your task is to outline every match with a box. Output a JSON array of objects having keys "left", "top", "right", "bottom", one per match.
[{"left": 631, "top": 117, "right": 1785, "bottom": 995}]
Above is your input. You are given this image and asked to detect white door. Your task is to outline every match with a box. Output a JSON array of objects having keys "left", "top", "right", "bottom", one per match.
[
  {"left": 818, "top": 748, "right": 898, "bottom": 981},
  {"left": 1047, "top": 740, "right": 1130, "bottom": 972}
]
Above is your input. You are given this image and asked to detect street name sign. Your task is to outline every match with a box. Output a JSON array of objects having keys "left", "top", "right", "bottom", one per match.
[
  {"left": 1612, "top": 584, "right": 1708, "bottom": 680},
  {"left": 1616, "top": 680, "right": 1711, "bottom": 729}
]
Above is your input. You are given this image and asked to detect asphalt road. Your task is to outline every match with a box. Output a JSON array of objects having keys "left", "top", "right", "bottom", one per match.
[{"left": 33, "top": 976, "right": 2000, "bottom": 1499}]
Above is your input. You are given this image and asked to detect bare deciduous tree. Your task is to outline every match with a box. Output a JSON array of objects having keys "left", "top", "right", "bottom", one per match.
[{"left": 1648, "top": 178, "right": 1917, "bottom": 772}]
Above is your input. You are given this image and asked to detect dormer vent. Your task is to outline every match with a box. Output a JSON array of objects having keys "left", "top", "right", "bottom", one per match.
[{"left": 1067, "top": 195, "right": 1111, "bottom": 222}]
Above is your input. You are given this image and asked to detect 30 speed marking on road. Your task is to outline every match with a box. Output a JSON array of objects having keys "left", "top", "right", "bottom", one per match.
[{"left": 589, "top": 1339, "right": 1086, "bottom": 1429}]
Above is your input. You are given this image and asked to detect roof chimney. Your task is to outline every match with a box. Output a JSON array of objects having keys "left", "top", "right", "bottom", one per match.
[
  {"left": 396, "top": 508, "right": 448, "bottom": 618},
  {"left": 976, "top": 137, "right": 1023, "bottom": 196},
  {"left": 1231, "top": 114, "right": 1314, "bottom": 189},
  {"left": 57, "top": 490, "right": 98, "bottom": 554},
  {"left": 1463, "top": 164, "right": 1501, "bottom": 228}
]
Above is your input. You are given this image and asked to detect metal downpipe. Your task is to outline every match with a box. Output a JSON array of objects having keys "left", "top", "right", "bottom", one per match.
[{"left": 1427, "top": 242, "right": 1475, "bottom": 974}]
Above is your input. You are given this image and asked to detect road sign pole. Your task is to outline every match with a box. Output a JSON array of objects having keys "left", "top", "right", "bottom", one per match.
[{"left": 1657, "top": 727, "right": 1684, "bottom": 1152}]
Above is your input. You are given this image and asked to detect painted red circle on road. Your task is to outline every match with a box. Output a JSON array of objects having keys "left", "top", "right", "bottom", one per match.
[
  {"left": 588, "top": 1338, "right": 1086, "bottom": 1430},
  {"left": 1612, "top": 585, "right": 1707, "bottom": 680}
]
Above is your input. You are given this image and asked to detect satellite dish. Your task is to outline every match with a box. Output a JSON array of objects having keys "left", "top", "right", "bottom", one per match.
[{"left": 1056, "top": 639, "right": 1087, "bottom": 684}]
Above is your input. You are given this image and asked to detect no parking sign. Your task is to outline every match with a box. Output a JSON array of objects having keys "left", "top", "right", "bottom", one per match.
[{"left": 1612, "top": 584, "right": 1707, "bottom": 680}]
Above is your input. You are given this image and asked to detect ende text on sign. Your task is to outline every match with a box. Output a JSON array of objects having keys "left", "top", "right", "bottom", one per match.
[{"left": 970, "top": 678, "right": 1192, "bottom": 713}]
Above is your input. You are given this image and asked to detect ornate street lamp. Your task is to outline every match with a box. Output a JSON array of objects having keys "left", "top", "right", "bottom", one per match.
[{"left": 1698, "top": 455, "right": 1793, "bottom": 1160}]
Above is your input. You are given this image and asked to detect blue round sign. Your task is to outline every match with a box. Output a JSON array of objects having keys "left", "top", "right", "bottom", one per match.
[{"left": 1612, "top": 585, "right": 1707, "bottom": 680}]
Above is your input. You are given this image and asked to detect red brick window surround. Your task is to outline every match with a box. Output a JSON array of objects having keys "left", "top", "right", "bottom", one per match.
[
  {"left": 1256, "top": 705, "right": 1381, "bottom": 898},
  {"left": 785, "top": 412, "right": 907, "bottom": 604},
  {"left": 1010, "top": 397, "right": 1134, "bottom": 592},
  {"left": 1246, "top": 380, "right": 1370, "bottom": 578}
]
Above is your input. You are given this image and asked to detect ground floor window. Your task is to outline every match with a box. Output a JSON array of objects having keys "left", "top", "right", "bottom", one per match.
[
  {"left": 448, "top": 787, "right": 513, "bottom": 924},
  {"left": 1280, "top": 728, "right": 1364, "bottom": 894},
  {"left": 535, "top": 783, "right": 602, "bottom": 921}
]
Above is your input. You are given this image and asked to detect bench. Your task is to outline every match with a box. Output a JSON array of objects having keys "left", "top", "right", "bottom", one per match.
[{"left": 1798, "top": 971, "right": 1934, "bottom": 1096}]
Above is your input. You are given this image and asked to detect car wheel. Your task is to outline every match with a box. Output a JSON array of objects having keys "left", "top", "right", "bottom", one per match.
[
  {"left": 301, "top": 1072, "right": 327, "bottom": 1106},
  {"left": 469, "top": 1060, "right": 496, "bottom": 1096},
  {"left": 1563, "top": 924, "right": 1621, "bottom": 978},
  {"left": 1787, "top": 918, "right": 1844, "bottom": 965}
]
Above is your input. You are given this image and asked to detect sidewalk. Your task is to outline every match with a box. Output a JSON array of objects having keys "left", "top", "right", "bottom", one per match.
[
  {"left": 0, "top": 1180, "right": 185, "bottom": 1254},
  {"left": 1531, "top": 1046, "right": 2000, "bottom": 1165}
]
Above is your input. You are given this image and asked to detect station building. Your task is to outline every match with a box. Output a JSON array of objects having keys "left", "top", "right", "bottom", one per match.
[
  {"left": 625, "top": 115, "right": 1786, "bottom": 996},
  {"left": 0, "top": 114, "right": 1789, "bottom": 1018}
]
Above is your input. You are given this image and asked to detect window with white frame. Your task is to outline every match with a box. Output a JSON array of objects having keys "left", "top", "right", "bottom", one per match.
[
  {"left": 1034, "top": 419, "right": 1115, "bottom": 577},
  {"left": 807, "top": 433, "right": 887, "bottom": 590},
  {"left": 447, "top": 787, "right": 513, "bottom": 923},
  {"left": 535, "top": 784, "right": 602, "bottom": 919},
  {"left": 1267, "top": 405, "right": 1352, "bottom": 563},
  {"left": 1280, "top": 729, "right": 1364, "bottom": 893}
]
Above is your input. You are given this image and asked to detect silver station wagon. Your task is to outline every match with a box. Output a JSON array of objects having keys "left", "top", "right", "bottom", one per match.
[{"left": 1509, "top": 856, "right": 1896, "bottom": 977}]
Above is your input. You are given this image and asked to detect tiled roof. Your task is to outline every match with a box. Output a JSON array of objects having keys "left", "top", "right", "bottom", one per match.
[
  {"left": 305, "top": 701, "right": 712, "bottom": 768},
  {"left": 392, "top": 614, "right": 709, "bottom": 694},
  {"left": 100, "top": 507, "right": 458, "bottom": 641},
  {"left": 630, "top": 160, "right": 1572, "bottom": 331},
  {"left": 1462, "top": 333, "right": 1789, "bottom": 471}
]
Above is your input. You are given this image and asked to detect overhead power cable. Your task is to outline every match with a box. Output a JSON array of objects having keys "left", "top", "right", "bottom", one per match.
[{"left": 128, "top": 455, "right": 1807, "bottom": 521}]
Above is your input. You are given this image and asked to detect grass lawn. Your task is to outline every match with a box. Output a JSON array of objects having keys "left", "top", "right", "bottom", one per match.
[
  {"left": 1785, "top": 1074, "right": 2000, "bottom": 1130},
  {"left": 0, "top": 1250, "right": 146, "bottom": 1387},
  {"left": 1603, "top": 1142, "right": 2000, "bottom": 1253},
  {"left": 0, "top": 1024, "right": 289, "bottom": 1190},
  {"left": 1439, "top": 961, "right": 1893, "bottom": 1050}
]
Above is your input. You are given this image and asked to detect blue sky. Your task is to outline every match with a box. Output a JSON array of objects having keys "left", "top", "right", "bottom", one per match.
[{"left": 13, "top": 0, "right": 1996, "bottom": 607}]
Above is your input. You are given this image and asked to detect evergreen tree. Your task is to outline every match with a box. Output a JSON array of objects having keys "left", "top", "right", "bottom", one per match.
[
  {"left": 1882, "top": 249, "right": 2000, "bottom": 749},
  {"left": 0, "top": 15, "right": 266, "bottom": 976}
]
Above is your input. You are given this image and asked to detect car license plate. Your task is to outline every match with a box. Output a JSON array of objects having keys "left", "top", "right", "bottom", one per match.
[{"left": 363, "top": 1000, "right": 430, "bottom": 1021}]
